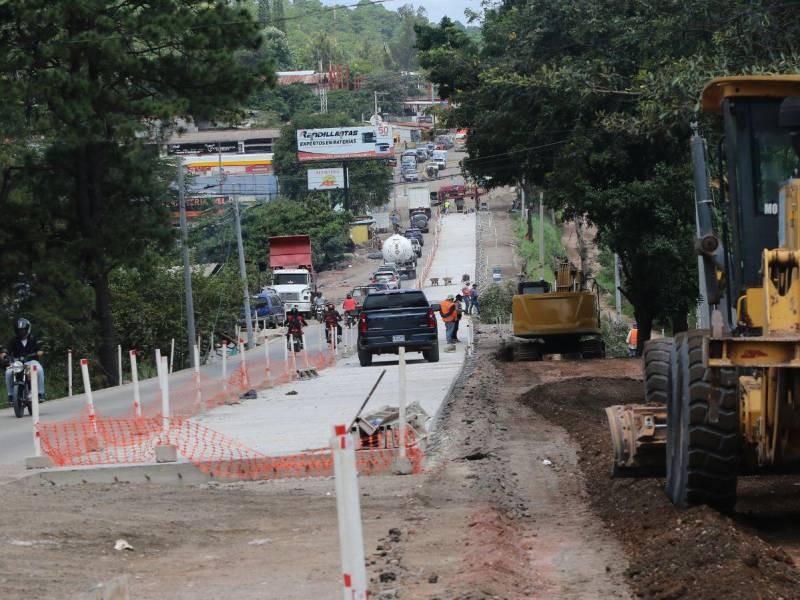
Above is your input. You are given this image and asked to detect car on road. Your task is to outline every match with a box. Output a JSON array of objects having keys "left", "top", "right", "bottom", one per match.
[
  {"left": 242, "top": 288, "right": 285, "bottom": 328},
  {"left": 371, "top": 268, "right": 400, "bottom": 289},
  {"left": 402, "top": 169, "right": 419, "bottom": 182},
  {"left": 356, "top": 289, "right": 440, "bottom": 366},
  {"left": 404, "top": 228, "right": 424, "bottom": 246},
  {"left": 409, "top": 237, "right": 422, "bottom": 257},
  {"left": 415, "top": 148, "right": 429, "bottom": 162},
  {"left": 492, "top": 266, "right": 503, "bottom": 282}
]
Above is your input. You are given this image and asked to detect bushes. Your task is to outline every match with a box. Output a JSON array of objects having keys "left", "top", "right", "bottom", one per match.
[
  {"left": 477, "top": 281, "right": 516, "bottom": 323},
  {"left": 602, "top": 316, "right": 630, "bottom": 358}
]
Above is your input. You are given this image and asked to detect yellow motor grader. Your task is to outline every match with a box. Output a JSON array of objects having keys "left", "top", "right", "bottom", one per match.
[{"left": 606, "top": 76, "right": 800, "bottom": 509}]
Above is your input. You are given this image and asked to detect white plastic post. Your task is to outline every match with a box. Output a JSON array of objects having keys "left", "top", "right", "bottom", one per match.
[
  {"left": 117, "top": 344, "right": 123, "bottom": 386},
  {"left": 67, "top": 350, "right": 73, "bottom": 397},
  {"left": 130, "top": 350, "right": 142, "bottom": 417},
  {"left": 193, "top": 344, "right": 202, "bottom": 411},
  {"left": 160, "top": 356, "right": 170, "bottom": 430},
  {"left": 169, "top": 338, "right": 175, "bottom": 374},
  {"left": 302, "top": 333, "right": 310, "bottom": 369},
  {"left": 80, "top": 359, "right": 98, "bottom": 435},
  {"left": 290, "top": 340, "right": 298, "bottom": 378},
  {"left": 30, "top": 365, "right": 40, "bottom": 457},
  {"left": 283, "top": 336, "right": 290, "bottom": 375},
  {"left": 398, "top": 346, "right": 407, "bottom": 458},
  {"left": 239, "top": 339, "right": 249, "bottom": 386},
  {"left": 155, "top": 348, "right": 163, "bottom": 381},
  {"left": 264, "top": 337, "right": 271, "bottom": 382},
  {"left": 331, "top": 425, "right": 369, "bottom": 600}
]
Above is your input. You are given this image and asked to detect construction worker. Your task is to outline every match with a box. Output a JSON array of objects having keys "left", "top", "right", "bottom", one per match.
[
  {"left": 461, "top": 283, "right": 472, "bottom": 314},
  {"left": 626, "top": 323, "right": 638, "bottom": 357},
  {"left": 440, "top": 295, "right": 458, "bottom": 344},
  {"left": 470, "top": 283, "right": 480, "bottom": 315},
  {"left": 453, "top": 294, "right": 464, "bottom": 341},
  {"left": 443, "top": 200, "right": 450, "bottom": 215}
]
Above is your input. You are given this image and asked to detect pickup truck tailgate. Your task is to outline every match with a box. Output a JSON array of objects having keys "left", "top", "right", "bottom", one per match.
[{"left": 362, "top": 308, "right": 433, "bottom": 344}]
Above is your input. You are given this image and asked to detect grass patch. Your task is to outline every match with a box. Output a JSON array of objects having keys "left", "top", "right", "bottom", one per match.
[{"left": 512, "top": 214, "right": 566, "bottom": 284}]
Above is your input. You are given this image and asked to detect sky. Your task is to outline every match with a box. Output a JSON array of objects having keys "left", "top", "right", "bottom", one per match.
[{"left": 321, "top": 0, "right": 484, "bottom": 24}]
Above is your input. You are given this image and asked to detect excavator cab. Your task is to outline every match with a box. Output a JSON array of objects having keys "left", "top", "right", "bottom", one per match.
[{"left": 606, "top": 76, "right": 800, "bottom": 509}]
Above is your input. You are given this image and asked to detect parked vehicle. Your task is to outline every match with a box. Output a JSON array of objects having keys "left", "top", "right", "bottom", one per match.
[
  {"left": 357, "top": 289, "right": 440, "bottom": 367},
  {"left": 242, "top": 288, "right": 285, "bottom": 328},
  {"left": 269, "top": 235, "right": 315, "bottom": 315}
]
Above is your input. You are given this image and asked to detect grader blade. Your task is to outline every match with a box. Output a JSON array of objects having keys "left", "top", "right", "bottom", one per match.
[{"left": 605, "top": 404, "right": 667, "bottom": 476}]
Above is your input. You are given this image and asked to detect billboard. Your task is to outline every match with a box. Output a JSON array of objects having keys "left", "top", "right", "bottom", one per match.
[
  {"left": 296, "top": 126, "right": 393, "bottom": 162},
  {"left": 307, "top": 168, "right": 345, "bottom": 190}
]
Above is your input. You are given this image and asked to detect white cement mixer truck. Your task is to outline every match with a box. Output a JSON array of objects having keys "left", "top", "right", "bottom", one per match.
[{"left": 382, "top": 234, "right": 417, "bottom": 281}]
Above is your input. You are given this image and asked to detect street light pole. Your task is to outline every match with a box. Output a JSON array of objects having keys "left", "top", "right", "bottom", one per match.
[
  {"left": 233, "top": 187, "right": 255, "bottom": 350},
  {"left": 177, "top": 157, "right": 197, "bottom": 369}
]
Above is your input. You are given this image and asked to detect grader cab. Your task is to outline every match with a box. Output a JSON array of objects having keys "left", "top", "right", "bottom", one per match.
[
  {"left": 606, "top": 76, "right": 800, "bottom": 509},
  {"left": 505, "top": 259, "right": 605, "bottom": 361}
]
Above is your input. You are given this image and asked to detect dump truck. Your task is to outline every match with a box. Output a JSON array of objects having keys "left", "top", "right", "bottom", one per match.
[
  {"left": 407, "top": 185, "right": 431, "bottom": 232},
  {"left": 605, "top": 75, "right": 800, "bottom": 510},
  {"left": 504, "top": 259, "right": 604, "bottom": 361},
  {"left": 268, "top": 235, "right": 315, "bottom": 316}
]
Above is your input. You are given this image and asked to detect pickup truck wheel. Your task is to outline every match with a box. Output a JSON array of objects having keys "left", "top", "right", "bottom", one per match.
[
  {"left": 423, "top": 344, "right": 440, "bottom": 363},
  {"left": 358, "top": 349, "right": 373, "bottom": 367}
]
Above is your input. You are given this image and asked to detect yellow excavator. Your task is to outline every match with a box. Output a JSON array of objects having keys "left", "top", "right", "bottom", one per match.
[
  {"left": 505, "top": 258, "right": 604, "bottom": 361},
  {"left": 606, "top": 76, "right": 800, "bottom": 509}
]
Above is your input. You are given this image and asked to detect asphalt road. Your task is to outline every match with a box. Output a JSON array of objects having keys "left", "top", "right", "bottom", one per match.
[{"left": 0, "top": 323, "right": 327, "bottom": 466}]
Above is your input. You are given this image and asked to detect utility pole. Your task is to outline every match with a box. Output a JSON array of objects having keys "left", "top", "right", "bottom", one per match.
[
  {"left": 538, "top": 191, "right": 545, "bottom": 281},
  {"left": 614, "top": 253, "right": 622, "bottom": 319},
  {"left": 233, "top": 187, "right": 255, "bottom": 350},
  {"left": 177, "top": 157, "right": 197, "bottom": 369}
]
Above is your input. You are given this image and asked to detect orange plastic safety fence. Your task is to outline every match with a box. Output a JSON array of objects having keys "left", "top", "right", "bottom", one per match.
[
  {"left": 40, "top": 415, "right": 423, "bottom": 479},
  {"left": 37, "top": 346, "right": 425, "bottom": 479}
]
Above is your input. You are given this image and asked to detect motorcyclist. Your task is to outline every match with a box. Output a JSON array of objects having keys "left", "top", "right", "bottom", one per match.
[
  {"left": 313, "top": 293, "right": 326, "bottom": 321},
  {"left": 323, "top": 302, "right": 342, "bottom": 343},
  {"left": 342, "top": 294, "right": 357, "bottom": 325},
  {"left": 1, "top": 318, "right": 45, "bottom": 404},
  {"left": 285, "top": 307, "right": 307, "bottom": 349}
]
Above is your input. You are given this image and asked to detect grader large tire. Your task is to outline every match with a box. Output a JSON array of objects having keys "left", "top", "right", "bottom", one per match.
[
  {"left": 643, "top": 338, "right": 674, "bottom": 404},
  {"left": 666, "top": 331, "right": 739, "bottom": 510}
]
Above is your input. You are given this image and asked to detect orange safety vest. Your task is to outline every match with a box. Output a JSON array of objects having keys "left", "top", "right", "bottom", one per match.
[
  {"left": 628, "top": 328, "right": 638, "bottom": 348},
  {"left": 440, "top": 300, "right": 457, "bottom": 322},
  {"left": 343, "top": 298, "right": 356, "bottom": 312}
]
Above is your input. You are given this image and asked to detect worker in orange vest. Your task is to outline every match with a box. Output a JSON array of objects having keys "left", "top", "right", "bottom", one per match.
[
  {"left": 626, "top": 323, "right": 638, "bottom": 357},
  {"left": 440, "top": 295, "right": 458, "bottom": 344}
]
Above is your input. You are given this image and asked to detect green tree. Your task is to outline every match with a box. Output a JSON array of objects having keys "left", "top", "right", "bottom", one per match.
[
  {"left": 0, "top": 0, "right": 272, "bottom": 383},
  {"left": 417, "top": 1, "right": 800, "bottom": 350},
  {"left": 258, "top": 0, "right": 271, "bottom": 26}
]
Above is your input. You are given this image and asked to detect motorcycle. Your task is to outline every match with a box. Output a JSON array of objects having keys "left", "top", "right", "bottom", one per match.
[
  {"left": 313, "top": 304, "right": 325, "bottom": 322},
  {"left": 4, "top": 355, "right": 35, "bottom": 418},
  {"left": 325, "top": 323, "right": 342, "bottom": 346},
  {"left": 287, "top": 330, "right": 304, "bottom": 353},
  {"left": 345, "top": 311, "right": 357, "bottom": 328}
]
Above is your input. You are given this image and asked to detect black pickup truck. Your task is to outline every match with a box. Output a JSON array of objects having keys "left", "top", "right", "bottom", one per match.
[{"left": 356, "top": 289, "right": 440, "bottom": 367}]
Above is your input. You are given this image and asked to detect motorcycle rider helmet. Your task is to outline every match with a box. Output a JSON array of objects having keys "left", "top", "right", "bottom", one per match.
[
  {"left": 14, "top": 317, "right": 31, "bottom": 340},
  {"left": 290, "top": 307, "right": 299, "bottom": 315},
  {"left": 327, "top": 302, "right": 335, "bottom": 309}
]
